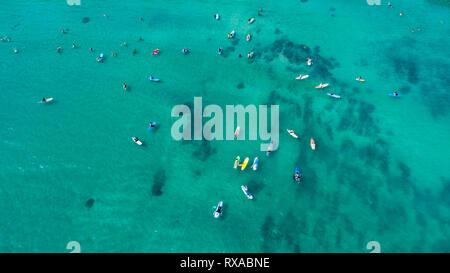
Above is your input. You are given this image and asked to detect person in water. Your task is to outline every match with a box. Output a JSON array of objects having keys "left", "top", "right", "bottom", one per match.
[
  {"left": 133, "top": 49, "right": 137, "bottom": 54},
  {"left": 294, "top": 173, "right": 302, "bottom": 183},
  {"left": 123, "top": 83, "right": 127, "bottom": 90},
  {"left": 42, "top": 97, "right": 46, "bottom": 102},
  {"left": 394, "top": 91, "right": 398, "bottom": 97},
  {"left": 89, "top": 47, "right": 93, "bottom": 52},
  {"left": 149, "top": 122, "right": 156, "bottom": 128},
  {"left": 218, "top": 48, "right": 222, "bottom": 54},
  {"left": 57, "top": 46, "right": 61, "bottom": 53}
]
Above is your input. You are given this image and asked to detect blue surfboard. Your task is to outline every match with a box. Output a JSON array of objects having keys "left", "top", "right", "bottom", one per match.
[
  {"left": 147, "top": 122, "right": 157, "bottom": 131},
  {"left": 294, "top": 168, "right": 301, "bottom": 182}
]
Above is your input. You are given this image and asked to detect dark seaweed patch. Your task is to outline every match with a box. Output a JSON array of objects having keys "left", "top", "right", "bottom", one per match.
[
  {"left": 420, "top": 82, "right": 450, "bottom": 119},
  {"left": 231, "top": 38, "right": 240, "bottom": 46},
  {"left": 278, "top": 211, "right": 302, "bottom": 252},
  {"left": 236, "top": 82, "right": 245, "bottom": 89},
  {"left": 359, "top": 139, "right": 389, "bottom": 173},
  {"left": 85, "top": 198, "right": 95, "bottom": 208},
  {"left": 82, "top": 17, "right": 90, "bottom": 23},
  {"left": 261, "top": 216, "right": 281, "bottom": 252},
  {"left": 426, "top": 0, "right": 450, "bottom": 7},
  {"left": 439, "top": 177, "right": 450, "bottom": 207},
  {"left": 312, "top": 219, "right": 327, "bottom": 245},
  {"left": 337, "top": 99, "right": 379, "bottom": 137},
  {"left": 221, "top": 46, "right": 236, "bottom": 58},
  {"left": 390, "top": 56, "right": 419, "bottom": 84},
  {"left": 400, "top": 85, "right": 411, "bottom": 94},
  {"left": 274, "top": 28, "right": 281, "bottom": 35},
  {"left": 398, "top": 162, "right": 411, "bottom": 179},
  {"left": 325, "top": 124, "right": 334, "bottom": 141},
  {"left": 247, "top": 179, "right": 264, "bottom": 194},
  {"left": 431, "top": 238, "right": 450, "bottom": 252},
  {"left": 152, "top": 169, "right": 166, "bottom": 196},
  {"left": 193, "top": 141, "right": 217, "bottom": 161}
]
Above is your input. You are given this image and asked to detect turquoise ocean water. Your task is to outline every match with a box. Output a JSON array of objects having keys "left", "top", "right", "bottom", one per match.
[{"left": 0, "top": 0, "right": 449, "bottom": 252}]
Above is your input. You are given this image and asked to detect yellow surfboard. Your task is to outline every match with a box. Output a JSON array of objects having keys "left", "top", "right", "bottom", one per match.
[{"left": 241, "top": 157, "right": 249, "bottom": 171}]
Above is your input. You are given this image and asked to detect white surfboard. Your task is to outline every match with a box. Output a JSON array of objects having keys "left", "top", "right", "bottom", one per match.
[
  {"left": 39, "top": 98, "right": 53, "bottom": 103},
  {"left": 327, "top": 93, "right": 341, "bottom": 99},
  {"left": 287, "top": 129, "right": 298, "bottom": 138}
]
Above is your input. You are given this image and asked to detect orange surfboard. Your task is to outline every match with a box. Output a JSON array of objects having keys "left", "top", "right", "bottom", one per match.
[
  {"left": 234, "top": 126, "right": 240, "bottom": 138},
  {"left": 310, "top": 138, "right": 315, "bottom": 150}
]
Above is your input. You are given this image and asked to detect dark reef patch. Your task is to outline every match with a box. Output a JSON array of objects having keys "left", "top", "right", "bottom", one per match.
[
  {"left": 261, "top": 216, "right": 280, "bottom": 252},
  {"left": 400, "top": 85, "right": 411, "bottom": 94},
  {"left": 274, "top": 28, "right": 281, "bottom": 35},
  {"left": 337, "top": 99, "right": 379, "bottom": 137},
  {"left": 426, "top": 0, "right": 450, "bottom": 7},
  {"left": 231, "top": 38, "right": 240, "bottom": 46},
  {"left": 358, "top": 139, "right": 389, "bottom": 173},
  {"left": 193, "top": 141, "right": 217, "bottom": 161},
  {"left": 247, "top": 179, "right": 264, "bottom": 194},
  {"left": 152, "top": 169, "right": 166, "bottom": 196},
  {"left": 439, "top": 177, "right": 450, "bottom": 207},
  {"left": 236, "top": 82, "right": 245, "bottom": 89},
  {"left": 420, "top": 82, "right": 450, "bottom": 119},
  {"left": 85, "top": 198, "right": 95, "bottom": 208},
  {"left": 389, "top": 56, "right": 419, "bottom": 84},
  {"left": 278, "top": 211, "right": 302, "bottom": 252},
  {"left": 398, "top": 162, "right": 411, "bottom": 179},
  {"left": 82, "top": 17, "right": 90, "bottom": 23},
  {"left": 221, "top": 46, "right": 236, "bottom": 58}
]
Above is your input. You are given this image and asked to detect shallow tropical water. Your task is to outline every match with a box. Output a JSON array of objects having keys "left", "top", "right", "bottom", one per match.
[{"left": 0, "top": 0, "right": 449, "bottom": 252}]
